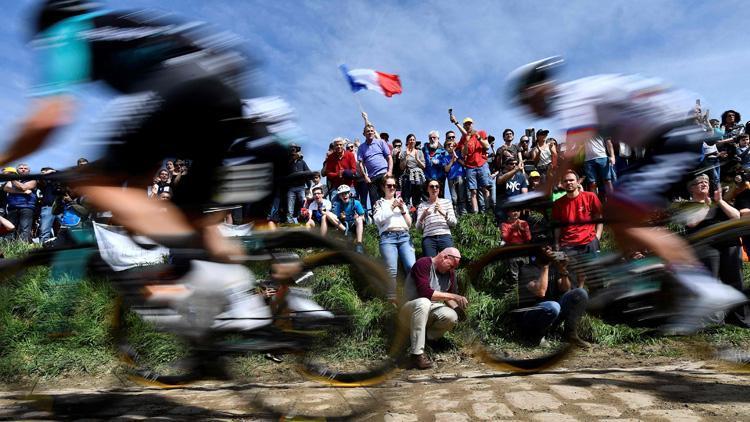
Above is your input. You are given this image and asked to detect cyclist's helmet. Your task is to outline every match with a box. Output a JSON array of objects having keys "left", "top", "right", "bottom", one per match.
[
  {"left": 33, "top": 0, "right": 101, "bottom": 35},
  {"left": 506, "top": 56, "right": 564, "bottom": 105}
]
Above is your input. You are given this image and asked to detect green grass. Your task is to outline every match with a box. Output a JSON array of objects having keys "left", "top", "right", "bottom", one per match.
[{"left": 2, "top": 214, "right": 750, "bottom": 381}]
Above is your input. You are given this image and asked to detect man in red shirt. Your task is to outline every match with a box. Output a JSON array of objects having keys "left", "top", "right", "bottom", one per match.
[
  {"left": 323, "top": 137, "right": 357, "bottom": 193},
  {"left": 552, "top": 170, "right": 603, "bottom": 268},
  {"left": 450, "top": 113, "right": 491, "bottom": 213}
]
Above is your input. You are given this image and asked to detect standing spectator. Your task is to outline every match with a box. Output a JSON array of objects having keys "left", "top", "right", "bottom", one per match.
[
  {"left": 721, "top": 109, "right": 744, "bottom": 139},
  {"left": 0, "top": 167, "right": 11, "bottom": 221},
  {"left": 416, "top": 179, "right": 457, "bottom": 257},
  {"left": 735, "top": 133, "right": 750, "bottom": 171},
  {"left": 495, "top": 157, "right": 528, "bottom": 221},
  {"left": 323, "top": 138, "right": 358, "bottom": 198},
  {"left": 486, "top": 135, "right": 499, "bottom": 211},
  {"left": 331, "top": 185, "right": 366, "bottom": 253},
  {"left": 306, "top": 171, "right": 325, "bottom": 202},
  {"left": 373, "top": 175, "right": 416, "bottom": 300},
  {"left": 498, "top": 128, "right": 522, "bottom": 164},
  {"left": 400, "top": 247, "right": 467, "bottom": 369},
  {"left": 583, "top": 136, "right": 616, "bottom": 200},
  {"left": 400, "top": 134, "right": 426, "bottom": 210},
  {"left": 4, "top": 163, "right": 37, "bottom": 242},
  {"left": 423, "top": 131, "right": 449, "bottom": 196},
  {"left": 442, "top": 135, "right": 467, "bottom": 216},
  {"left": 530, "top": 129, "right": 557, "bottom": 181},
  {"left": 357, "top": 112, "right": 393, "bottom": 206},
  {"left": 451, "top": 114, "right": 491, "bottom": 213},
  {"left": 391, "top": 138, "right": 404, "bottom": 185},
  {"left": 286, "top": 143, "right": 311, "bottom": 223},
  {"left": 552, "top": 171, "right": 603, "bottom": 285},
  {"left": 527, "top": 170, "right": 543, "bottom": 192},
  {"left": 38, "top": 167, "right": 61, "bottom": 244},
  {"left": 380, "top": 132, "right": 393, "bottom": 152}
]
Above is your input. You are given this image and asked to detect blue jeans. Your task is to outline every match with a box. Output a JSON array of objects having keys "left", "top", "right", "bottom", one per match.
[
  {"left": 40, "top": 205, "right": 57, "bottom": 243},
  {"left": 286, "top": 187, "right": 306, "bottom": 222},
  {"left": 447, "top": 176, "right": 467, "bottom": 216},
  {"left": 421, "top": 234, "right": 454, "bottom": 258},
  {"left": 517, "top": 288, "right": 589, "bottom": 340},
  {"left": 379, "top": 230, "right": 416, "bottom": 299},
  {"left": 8, "top": 207, "right": 34, "bottom": 242}
]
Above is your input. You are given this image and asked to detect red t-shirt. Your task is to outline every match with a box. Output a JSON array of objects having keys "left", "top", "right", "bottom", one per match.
[
  {"left": 458, "top": 130, "right": 488, "bottom": 168},
  {"left": 323, "top": 151, "right": 357, "bottom": 188},
  {"left": 501, "top": 220, "right": 531, "bottom": 245},
  {"left": 551, "top": 191, "right": 602, "bottom": 247}
]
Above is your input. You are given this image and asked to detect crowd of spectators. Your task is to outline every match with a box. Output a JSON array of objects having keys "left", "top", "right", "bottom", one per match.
[{"left": 5, "top": 104, "right": 750, "bottom": 369}]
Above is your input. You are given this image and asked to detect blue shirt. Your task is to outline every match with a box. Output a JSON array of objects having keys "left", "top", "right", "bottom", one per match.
[
  {"left": 332, "top": 198, "right": 365, "bottom": 223},
  {"left": 424, "top": 147, "right": 449, "bottom": 180},
  {"left": 357, "top": 138, "right": 390, "bottom": 178},
  {"left": 441, "top": 151, "right": 465, "bottom": 180}
]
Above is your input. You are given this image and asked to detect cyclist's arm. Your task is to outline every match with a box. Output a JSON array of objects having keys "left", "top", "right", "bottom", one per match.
[{"left": 0, "top": 96, "right": 74, "bottom": 165}]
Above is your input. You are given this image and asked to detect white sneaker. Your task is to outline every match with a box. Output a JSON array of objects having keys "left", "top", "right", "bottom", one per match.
[
  {"left": 173, "top": 260, "right": 273, "bottom": 332},
  {"left": 663, "top": 268, "right": 748, "bottom": 335},
  {"left": 285, "top": 287, "right": 334, "bottom": 320}
]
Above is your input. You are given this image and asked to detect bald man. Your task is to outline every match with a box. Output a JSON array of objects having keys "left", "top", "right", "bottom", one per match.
[{"left": 400, "top": 247, "right": 468, "bottom": 369}]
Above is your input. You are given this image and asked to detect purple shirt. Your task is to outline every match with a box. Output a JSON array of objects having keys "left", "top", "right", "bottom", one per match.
[{"left": 357, "top": 138, "right": 390, "bottom": 178}]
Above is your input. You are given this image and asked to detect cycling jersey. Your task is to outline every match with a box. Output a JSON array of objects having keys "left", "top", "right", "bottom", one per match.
[{"left": 553, "top": 74, "right": 697, "bottom": 147}]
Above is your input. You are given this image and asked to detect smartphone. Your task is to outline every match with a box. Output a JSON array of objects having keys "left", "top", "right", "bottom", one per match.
[
  {"left": 395, "top": 191, "right": 401, "bottom": 199},
  {"left": 448, "top": 108, "right": 453, "bottom": 115}
]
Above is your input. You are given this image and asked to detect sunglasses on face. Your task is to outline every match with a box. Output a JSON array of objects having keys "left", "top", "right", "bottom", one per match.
[
  {"left": 447, "top": 136, "right": 456, "bottom": 139},
  {"left": 385, "top": 184, "right": 397, "bottom": 188},
  {"left": 428, "top": 185, "right": 439, "bottom": 189}
]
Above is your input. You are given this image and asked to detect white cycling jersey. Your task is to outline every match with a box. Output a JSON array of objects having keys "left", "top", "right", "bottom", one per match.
[{"left": 552, "top": 74, "right": 697, "bottom": 147}]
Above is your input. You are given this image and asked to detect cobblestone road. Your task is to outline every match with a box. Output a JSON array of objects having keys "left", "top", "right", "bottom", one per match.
[{"left": 2, "top": 360, "right": 750, "bottom": 421}]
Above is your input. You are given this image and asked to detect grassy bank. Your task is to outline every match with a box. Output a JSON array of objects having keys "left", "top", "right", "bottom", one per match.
[{"left": 1, "top": 214, "right": 750, "bottom": 382}]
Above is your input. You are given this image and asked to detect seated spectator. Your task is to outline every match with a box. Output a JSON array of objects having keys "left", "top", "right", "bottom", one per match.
[
  {"left": 149, "top": 168, "right": 172, "bottom": 198},
  {"left": 515, "top": 247, "right": 589, "bottom": 347},
  {"left": 680, "top": 173, "right": 748, "bottom": 327},
  {"left": 4, "top": 163, "right": 37, "bottom": 242},
  {"left": 501, "top": 209, "right": 531, "bottom": 283},
  {"left": 442, "top": 134, "right": 467, "bottom": 216},
  {"left": 373, "top": 175, "right": 416, "bottom": 300},
  {"left": 52, "top": 187, "right": 90, "bottom": 228},
  {"left": 306, "top": 171, "right": 325, "bottom": 203},
  {"left": 416, "top": 180, "right": 457, "bottom": 257},
  {"left": 305, "top": 186, "right": 345, "bottom": 235},
  {"left": 400, "top": 247, "right": 467, "bottom": 369},
  {"left": 400, "top": 134, "right": 426, "bottom": 210},
  {"left": 331, "top": 185, "right": 365, "bottom": 253}
]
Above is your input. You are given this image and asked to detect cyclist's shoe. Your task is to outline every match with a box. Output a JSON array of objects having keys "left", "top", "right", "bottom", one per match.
[
  {"left": 500, "top": 191, "right": 551, "bottom": 210},
  {"left": 661, "top": 267, "right": 748, "bottom": 335},
  {"left": 286, "top": 287, "right": 334, "bottom": 321},
  {"left": 175, "top": 260, "right": 272, "bottom": 332}
]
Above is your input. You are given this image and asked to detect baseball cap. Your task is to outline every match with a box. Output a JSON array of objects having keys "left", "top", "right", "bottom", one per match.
[
  {"left": 536, "top": 129, "right": 549, "bottom": 136},
  {"left": 289, "top": 143, "right": 301, "bottom": 151},
  {"left": 337, "top": 184, "right": 351, "bottom": 195},
  {"left": 2, "top": 167, "right": 17, "bottom": 174},
  {"left": 463, "top": 117, "right": 474, "bottom": 124},
  {"left": 529, "top": 171, "right": 541, "bottom": 178}
]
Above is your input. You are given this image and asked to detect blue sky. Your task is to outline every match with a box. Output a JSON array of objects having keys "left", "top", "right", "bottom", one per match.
[{"left": 0, "top": 0, "right": 749, "bottom": 173}]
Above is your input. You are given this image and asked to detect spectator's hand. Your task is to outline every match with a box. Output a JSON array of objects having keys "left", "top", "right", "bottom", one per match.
[
  {"left": 609, "top": 156, "right": 616, "bottom": 166},
  {"left": 364, "top": 175, "right": 371, "bottom": 184},
  {"left": 450, "top": 114, "right": 458, "bottom": 125},
  {"left": 451, "top": 294, "right": 469, "bottom": 309},
  {"left": 24, "top": 189, "right": 32, "bottom": 195},
  {"left": 714, "top": 184, "right": 723, "bottom": 202},
  {"left": 361, "top": 111, "right": 368, "bottom": 122}
]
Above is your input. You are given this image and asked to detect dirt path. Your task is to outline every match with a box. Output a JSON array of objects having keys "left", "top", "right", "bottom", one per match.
[{"left": 2, "top": 353, "right": 750, "bottom": 421}]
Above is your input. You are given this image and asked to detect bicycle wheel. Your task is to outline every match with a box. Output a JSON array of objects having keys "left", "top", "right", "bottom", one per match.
[
  {"left": 292, "top": 247, "right": 407, "bottom": 386},
  {"left": 465, "top": 243, "right": 573, "bottom": 372}
]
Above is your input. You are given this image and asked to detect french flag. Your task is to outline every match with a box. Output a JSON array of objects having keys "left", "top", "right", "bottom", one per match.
[{"left": 340, "top": 65, "right": 403, "bottom": 98}]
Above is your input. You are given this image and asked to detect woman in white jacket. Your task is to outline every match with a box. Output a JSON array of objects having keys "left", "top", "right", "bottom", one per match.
[{"left": 373, "top": 175, "right": 416, "bottom": 300}]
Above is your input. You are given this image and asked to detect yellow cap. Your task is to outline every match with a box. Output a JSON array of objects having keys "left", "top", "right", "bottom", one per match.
[
  {"left": 529, "top": 171, "right": 541, "bottom": 178},
  {"left": 2, "top": 167, "right": 17, "bottom": 174},
  {"left": 463, "top": 117, "right": 473, "bottom": 124}
]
